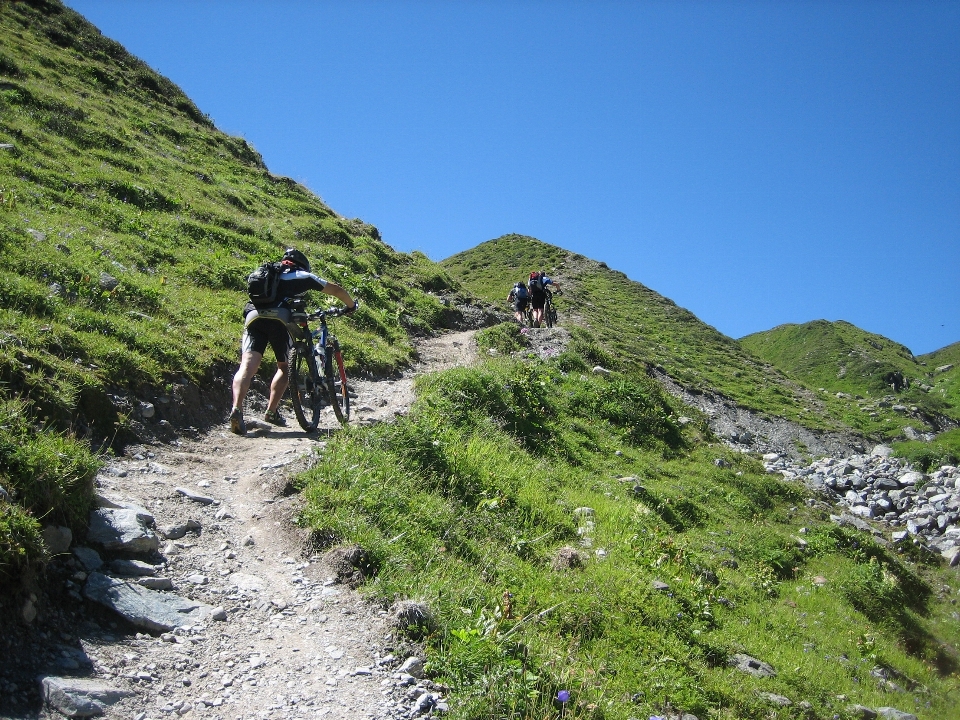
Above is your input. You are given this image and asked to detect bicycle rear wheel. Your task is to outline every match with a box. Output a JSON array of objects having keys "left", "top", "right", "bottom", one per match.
[
  {"left": 325, "top": 339, "right": 350, "bottom": 425},
  {"left": 290, "top": 346, "right": 323, "bottom": 431}
]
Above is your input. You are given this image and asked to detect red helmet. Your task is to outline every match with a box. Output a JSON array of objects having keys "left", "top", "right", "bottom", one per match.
[{"left": 529, "top": 271, "right": 540, "bottom": 280}]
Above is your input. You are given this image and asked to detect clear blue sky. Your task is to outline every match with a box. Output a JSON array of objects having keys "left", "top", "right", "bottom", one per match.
[{"left": 66, "top": 1, "right": 959, "bottom": 355}]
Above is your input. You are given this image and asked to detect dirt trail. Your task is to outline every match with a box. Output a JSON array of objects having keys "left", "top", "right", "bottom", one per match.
[{"left": 7, "top": 331, "right": 478, "bottom": 720}]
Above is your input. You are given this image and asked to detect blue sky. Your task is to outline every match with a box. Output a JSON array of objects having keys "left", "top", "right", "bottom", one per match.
[{"left": 66, "top": 1, "right": 959, "bottom": 355}]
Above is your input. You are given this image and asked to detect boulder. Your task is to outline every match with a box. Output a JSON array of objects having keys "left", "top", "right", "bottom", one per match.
[
  {"left": 72, "top": 546, "right": 103, "bottom": 571},
  {"left": 86, "top": 508, "right": 158, "bottom": 554},
  {"left": 728, "top": 653, "right": 776, "bottom": 677},
  {"left": 39, "top": 676, "right": 133, "bottom": 718},
  {"left": 42, "top": 525, "right": 72, "bottom": 555},
  {"left": 83, "top": 572, "right": 214, "bottom": 632}
]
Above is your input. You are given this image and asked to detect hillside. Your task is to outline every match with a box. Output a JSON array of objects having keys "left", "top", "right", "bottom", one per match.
[
  {"left": 741, "top": 321, "right": 960, "bottom": 439},
  {"left": 0, "top": 0, "right": 461, "bottom": 583},
  {"left": 443, "top": 234, "right": 841, "bottom": 430}
]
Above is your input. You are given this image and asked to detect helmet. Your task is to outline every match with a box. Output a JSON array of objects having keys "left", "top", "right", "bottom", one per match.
[
  {"left": 529, "top": 271, "right": 540, "bottom": 280},
  {"left": 282, "top": 248, "right": 310, "bottom": 273}
]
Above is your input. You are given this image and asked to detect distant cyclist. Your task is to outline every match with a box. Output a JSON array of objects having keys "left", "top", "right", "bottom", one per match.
[
  {"left": 229, "top": 248, "right": 357, "bottom": 435},
  {"left": 507, "top": 281, "right": 530, "bottom": 325},
  {"left": 527, "top": 271, "right": 561, "bottom": 328}
]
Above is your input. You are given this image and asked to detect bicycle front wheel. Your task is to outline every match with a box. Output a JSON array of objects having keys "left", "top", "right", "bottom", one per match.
[
  {"left": 290, "top": 346, "right": 324, "bottom": 431},
  {"left": 325, "top": 340, "right": 350, "bottom": 425}
]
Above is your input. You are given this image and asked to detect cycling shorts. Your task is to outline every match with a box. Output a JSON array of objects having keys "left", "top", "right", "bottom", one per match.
[
  {"left": 241, "top": 317, "right": 292, "bottom": 363},
  {"left": 530, "top": 291, "right": 546, "bottom": 310},
  {"left": 513, "top": 298, "right": 529, "bottom": 312}
]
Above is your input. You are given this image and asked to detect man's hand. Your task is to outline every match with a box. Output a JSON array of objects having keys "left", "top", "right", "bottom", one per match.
[{"left": 344, "top": 298, "right": 360, "bottom": 315}]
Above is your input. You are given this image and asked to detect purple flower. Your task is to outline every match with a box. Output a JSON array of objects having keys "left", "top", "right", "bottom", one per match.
[
  {"left": 649, "top": 716, "right": 665, "bottom": 720},
  {"left": 557, "top": 690, "right": 570, "bottom": 703}
]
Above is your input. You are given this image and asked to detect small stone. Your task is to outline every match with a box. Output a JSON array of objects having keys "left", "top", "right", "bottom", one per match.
[
  {"left": 729, "top": 653, "right": 776, "bottom": 677},
  {"left": 162, "top": 519, "right": 201, "bottom": 539},
  {"left": 758, "top": 692, "right": 792, "bottom": 706},
  {"left": 875, "top": 708, "right": 918, "bottom": 720},
  {"left": 175, "top": 487, "right": 215, "bottom": 505},
  {"left": 398, "top": 657, "right": 424, "bottom": 679},
  {"left": 22, "top": 598, "right": 37, "bottom": 624},
  {"left": 211, "top": 606, "right": 227, "bottom": 621}
]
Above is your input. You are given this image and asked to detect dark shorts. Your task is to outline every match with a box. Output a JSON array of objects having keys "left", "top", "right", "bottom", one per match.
[
  {"left": 241, "top": 317, "right": 292, "bottom": 363},
  {"left": 513, "top": 298, "right": 529, "bottom": 312},
  {"left": 530, "top": 292, "right": 546, "bottom": 310}
]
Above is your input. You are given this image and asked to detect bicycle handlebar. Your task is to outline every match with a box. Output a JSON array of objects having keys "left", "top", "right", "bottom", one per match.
[{"left": 309, "top": 306, "right": 348, "bottom": 320}]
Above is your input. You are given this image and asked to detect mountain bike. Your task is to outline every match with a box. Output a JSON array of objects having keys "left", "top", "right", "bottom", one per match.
[
  {"left": 286, "top": 302, "right": 351, "bottom": 430},
  {"left": 543, "top": 288, "right": 562, "bottom": 328}
]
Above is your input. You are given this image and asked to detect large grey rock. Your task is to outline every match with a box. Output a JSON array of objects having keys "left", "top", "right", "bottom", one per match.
[
  {"left": 86, "top": 508, "right": 158, "bottom": 554},
  {"left": 83, "top": 572, "right": 214, "bottom": 632},
  {"left": 876, "top": 708, "right": 917, "bottom": 720},
  {"left": 728, "top": 653, "right": 776, "bottom": 677},
  {"left": 110, "top": 559, "right": 158, "bottom": 576},
  {"left": 72, "top": 546, "right": 103, "bottom": 571},
  {"left": 897, "top": 471, "right": 925, "bottom": 487},
  {"left": 42, "top": 525, "right": 72, "bottom": 555},
  {"left": 40, "top": 676, "right": 133, "bottom": 717}
]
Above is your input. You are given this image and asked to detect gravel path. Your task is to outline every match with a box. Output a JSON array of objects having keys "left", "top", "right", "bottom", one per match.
[{"left": 1, "top": 331, "right": 478, "bottom": 720}]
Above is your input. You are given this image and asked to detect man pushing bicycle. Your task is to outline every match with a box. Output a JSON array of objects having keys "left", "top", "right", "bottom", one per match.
[{"left": 229, "top": 248, "right": 357, "bottom": 436}]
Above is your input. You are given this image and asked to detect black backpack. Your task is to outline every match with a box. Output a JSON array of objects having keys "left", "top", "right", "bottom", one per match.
[
  {"left": 247, "top": 261, "right": 283, "bottom": 307},
  {"left": 529, "top": 274, "right": 544, "bottom": 293}
]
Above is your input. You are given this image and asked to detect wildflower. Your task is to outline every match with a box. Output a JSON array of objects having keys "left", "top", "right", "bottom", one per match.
[{"left": 557, "top": 690, "right": 570, "bottom": 703}]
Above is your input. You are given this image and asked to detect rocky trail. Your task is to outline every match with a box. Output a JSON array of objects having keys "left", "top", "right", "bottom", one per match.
[{"left": 1, "top": 331, "right": 479, "bottom": 720}]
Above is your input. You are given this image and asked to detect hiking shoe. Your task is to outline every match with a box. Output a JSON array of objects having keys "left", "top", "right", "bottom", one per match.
[
  {"left": 264, "top": 409, "right": 286, "bottom": 427},
  {"left": 229, "top": 408, "right": 246, "bottom": 435}
]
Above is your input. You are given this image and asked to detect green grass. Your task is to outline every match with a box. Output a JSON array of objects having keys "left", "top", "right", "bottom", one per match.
[
  {"left": 0, "top": 0, "right": 461, "bottom": 580},
  {"left": 919, "top": 342, "right": 960, "bottom": 426},
  {"left": 741, "top": 320, "right": 960, "bottom": 440},
  {"left": 299, "top": 354, "right": 960, "bottom": 719}
]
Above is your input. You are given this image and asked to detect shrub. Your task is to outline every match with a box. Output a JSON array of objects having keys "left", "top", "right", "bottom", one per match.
[
  {"left": 0, "top": 500, "right": 45, "bottom": 582},
  {"left": 893, "top": 428, "right": 960, "bottom": 471},
  {"left": 476, "top": 322, "right": 530, "bottom": 356}
]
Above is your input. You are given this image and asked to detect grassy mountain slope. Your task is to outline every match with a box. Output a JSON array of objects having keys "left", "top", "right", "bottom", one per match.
[
  {"left": 442, "top": 234, "right": 835, "bottom": 429},
  {"left": 741, "top": 321, "right": 960, "bottom": 439},
  {"left": 301, "top": 346, "right": 960, "bottom": 720},
  {"left": 0, "top": 0, "right": 458, "bottom": 579}
]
